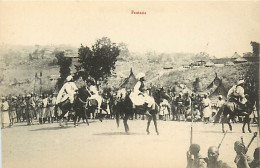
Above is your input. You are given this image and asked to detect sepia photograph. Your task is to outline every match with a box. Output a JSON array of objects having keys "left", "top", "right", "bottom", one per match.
[{"left": 0, "top": 1, "right": 259, "bottom": 168}]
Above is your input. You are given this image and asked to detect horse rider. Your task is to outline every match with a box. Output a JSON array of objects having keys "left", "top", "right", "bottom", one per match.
[
  {"left": 227, "top": 80, "right": 245, "bottom": 105},
  {"left": 56, "top": 75, "right": 78, "bottom": 106},
  {"left": 129, "top": 72, "right": 155, "bottom": 116}
]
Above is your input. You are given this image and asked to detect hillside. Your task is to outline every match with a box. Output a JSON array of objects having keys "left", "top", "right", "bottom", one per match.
[{"left": 0, "top": 45, "right": 257, "bottom": 96}]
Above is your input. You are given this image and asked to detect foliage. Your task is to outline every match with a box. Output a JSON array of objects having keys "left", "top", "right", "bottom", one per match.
[
  {"left": 55, "top": 51, "right": 72, "bottom": 89},
  {"left": 76, "top": 37, "right": 120, "bottom": 86}
]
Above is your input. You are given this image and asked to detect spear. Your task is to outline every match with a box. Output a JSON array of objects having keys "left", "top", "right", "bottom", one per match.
[
  {"left": 190, "top": 101, "right": 193, "bottom": 145},
  {"left": 218, "top": 130, "right": 227, "bottom": 150},
  {"left": 245, "top": 132, "right": 258, "bottom": 154}
]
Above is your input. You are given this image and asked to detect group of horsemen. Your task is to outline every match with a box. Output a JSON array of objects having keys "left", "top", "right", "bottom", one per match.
[
  {"left": 1, "top": 71, "right": 255, "bottom": 128},
  {"left": 1, "top": 73, "right": 259, "bottom": 168}
]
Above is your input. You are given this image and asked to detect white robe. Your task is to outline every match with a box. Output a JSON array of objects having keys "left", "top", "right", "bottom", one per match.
[
  {"left": 159, "top": 99, "right": 170, "bottom": 115},
  {"left": 227, "top": 85, "right": 244, "bottom": 101},
  {"left": 202, "top": 98, "right": 212, "bottom": 118},
  {"left": 129, "top": 81, "right": 155, "bottom": 109},
  {"left": 56, "top": 82, "right": 78, "bottom": 104}
]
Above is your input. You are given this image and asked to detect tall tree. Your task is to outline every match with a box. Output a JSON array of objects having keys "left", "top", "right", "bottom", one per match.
[
  {"left": 55, "top": 51, "right": 72, "bottom": 89},
  {"left": 76, "top": 37, "right": 120, "bottom": 87}
]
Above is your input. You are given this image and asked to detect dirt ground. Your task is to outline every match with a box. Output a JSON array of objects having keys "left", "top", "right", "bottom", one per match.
[{"left": 1, "top": 119, "right": 259, "bottom": 168}]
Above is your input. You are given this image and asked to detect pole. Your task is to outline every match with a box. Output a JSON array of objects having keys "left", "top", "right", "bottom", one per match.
[
  {"left": 190, "top": 101, "right": 193, "bottom": 145},
  {"left": 245, "top": 132, "right": 258, "bottom": 154},
  {"left": 218, "top": 130, "right": 227, "bottom": 150}
]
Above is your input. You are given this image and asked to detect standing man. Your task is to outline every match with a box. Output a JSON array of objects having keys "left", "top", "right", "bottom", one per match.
[
  {"left": 202, "top": 94, "right": 212, "bottom": 124},
  {"left": 25, "top": 94, "right": 35, "bottom": 125},
  {"left": 1, "top": 97, "right": 10, "bottom": 128},
  {"left": 9, "top": 96, "right": 17, "bottom": 127},
  {"left": 49, "top": 93, "right": 57, "bottom": 123}
]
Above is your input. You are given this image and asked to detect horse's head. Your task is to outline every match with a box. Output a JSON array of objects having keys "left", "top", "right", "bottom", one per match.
[{"left": 77, "top": 86, "right": 91, "bottom": 100}]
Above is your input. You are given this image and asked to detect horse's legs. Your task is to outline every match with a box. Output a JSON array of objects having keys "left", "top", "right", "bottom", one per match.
[
  {"left": 123, "top": 113, "right": 129, "bottom": 133},
  {"left": 243, "top": 116, "right": 251, "bottom": 133},
  {"left": 152, "top": 112, "right": 159, "bottom": 135},
  {"left": 222, "top": 114, "right": 226, "bottom": 133},
  {"left": 247, "top": 118, "right": 252, "bottom": 133},
  {"left": 84, "top": 110, "right": 89, "bottom": 126},
  {"left": 116, "top": 111, "right": 120, "bottom": 128},
  {"left": 242, "top": 117, "right": 246, "bottom": 133},
  {"left": 146, "top": 115, "right": 152, "bottom": 135},
  {"left": 227, "top": 115, "right": 232, "bottom": 131},
  {"left": 73, "top": 114, "right": 77, "bottom": 127}
]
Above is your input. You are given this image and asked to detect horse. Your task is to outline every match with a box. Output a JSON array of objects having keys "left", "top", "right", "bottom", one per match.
[
  {"left": 215, "top": 97, "right": 254, "bottom": 133},
  {"left": 57, "top": 86, "right": 103, "bottom": 127},
  {"left": 115, "top": 88, "right": 166, "bottom": 135}
]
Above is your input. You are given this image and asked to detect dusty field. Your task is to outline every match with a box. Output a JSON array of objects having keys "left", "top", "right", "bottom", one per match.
[{"left": 1, "top": 119, "right": 259, "bottom": 168}]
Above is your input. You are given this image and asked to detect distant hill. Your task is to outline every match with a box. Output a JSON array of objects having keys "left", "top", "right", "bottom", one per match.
[{"left": 0, "top": 45, "right": 257, "bottom": 96}]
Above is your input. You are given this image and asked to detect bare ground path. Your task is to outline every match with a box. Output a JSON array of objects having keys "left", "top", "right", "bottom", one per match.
[{"left": 1, "top": 120, "right": 259, "bottom": 168}]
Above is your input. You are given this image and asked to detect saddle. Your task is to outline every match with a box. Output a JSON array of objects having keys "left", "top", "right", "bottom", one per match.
[
  {"left": 226, "top": 100, "right": 248, "bottom": 116},
  {"left": 88, "top": 99, "right": 98, "bottom": 108},
  {"left": 133, "top": 103, "right": 150, "bottom": 114}
]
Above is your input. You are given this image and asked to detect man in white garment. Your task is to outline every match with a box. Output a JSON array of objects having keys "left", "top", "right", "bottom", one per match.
[
  {"left": 56, "top": 75, "right": 78, "bottom": 105},
  {"left": 227, "top": 80, "right": 245, "bottom": 104},
  {"left": 129, "top": 72, "right": 155, "bottom": 115}
]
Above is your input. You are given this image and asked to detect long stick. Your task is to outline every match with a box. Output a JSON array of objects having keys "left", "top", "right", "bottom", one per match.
[
  {"left": 190, "top": 101, "right": 193, "bottom": 145},
  {"left": 218, "top": 130, "right": 227, "bottom": 149},
  {"left": 241, "top": 136, "right": 245, "bottom": 146},
  {"left": 245, "top": 132, "right": 258, "bottom": 154}
]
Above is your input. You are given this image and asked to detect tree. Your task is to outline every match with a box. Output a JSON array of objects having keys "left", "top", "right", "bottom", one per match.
[
  {"left": 55, "top": 51, "right": 72, "bottom": 89},
  {"left": 76, "top": 37, "right": 120, "bottom": 87}
]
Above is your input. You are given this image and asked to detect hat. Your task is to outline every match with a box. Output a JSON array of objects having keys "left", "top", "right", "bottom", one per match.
[
  {"left": 1, "top": 97, "right": 5, "bottom": 100},
  {"left": 27, "top": 94, "right": 31, "bottom": 97},
  {"left": 66, "top": 75, "right": 73, "bottom": 82},
  {"left": 136, "top": 73, "right": 145, "bottom": 80},
  {"left": 237, "top": 80, "right": 244, "bottom": 85}
]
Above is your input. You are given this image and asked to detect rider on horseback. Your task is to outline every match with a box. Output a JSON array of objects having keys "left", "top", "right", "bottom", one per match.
[
  {"left": 56, "top": 75, "right": 78, "bottom": 105},
  {"left": 227, "top": 80, "right": 245, "bottom": 104},
  {"left": 227, "top": 79, "right": 249, "bottom": 115},
  {"left": 129, "top": 72, "right": 155, "bottom": 116}
]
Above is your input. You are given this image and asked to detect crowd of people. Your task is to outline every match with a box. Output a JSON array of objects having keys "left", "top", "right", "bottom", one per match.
[
  {"left": 0, "top": 79, "right": 259, "bottom": 128},
  {"left": 0, "top": 93, "right": 59, "bottom": 128},
  {"left": 1, "top": 74, "right": 259, "bottom": 168},
  {"left": 186, "top": 142, "right": 259, "bottom": 168}
]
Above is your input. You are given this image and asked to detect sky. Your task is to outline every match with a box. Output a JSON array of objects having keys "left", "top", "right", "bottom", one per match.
[{"left": 0, "top": 1, "right": 260, "bottom": 58}]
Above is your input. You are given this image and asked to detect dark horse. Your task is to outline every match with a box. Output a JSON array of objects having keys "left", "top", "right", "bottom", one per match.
[
  {"left": 215, "top": 97, "right": 254, "bottom": 133},
  {"left": 57, "top": 86, "right": 100, "bottom": 127},
  {"left": 115, "top": 88, "right": 166, "bottom": 135}
]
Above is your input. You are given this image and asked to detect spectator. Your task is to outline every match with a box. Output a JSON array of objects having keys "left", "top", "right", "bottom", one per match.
[{"left": 1, "top": 97, "right": 10, "bottom": 128}]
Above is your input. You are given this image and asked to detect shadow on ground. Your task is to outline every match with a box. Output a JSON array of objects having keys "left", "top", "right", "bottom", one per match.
[
  {"left": 29, "top": 126, "right": 73, "bottom": 131},
  {"left": 29, "top": 120, "right": 98, "bottom": 131},
  {"left": 93, "top": 132, "right": 145, "bottom": 136}
]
